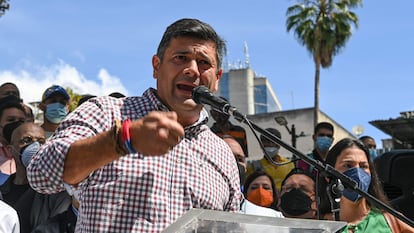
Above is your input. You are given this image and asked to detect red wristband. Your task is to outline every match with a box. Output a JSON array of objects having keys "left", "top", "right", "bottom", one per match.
[{"left": 121, "top": 119, "right": 136, "bottom": 154}]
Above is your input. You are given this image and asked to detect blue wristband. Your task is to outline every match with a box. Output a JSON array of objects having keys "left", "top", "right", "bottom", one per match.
[{"left": 122, "top": 119, "right": 137, "bottom": 154}]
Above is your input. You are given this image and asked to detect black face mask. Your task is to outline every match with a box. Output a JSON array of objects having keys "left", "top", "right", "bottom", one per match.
[{"left": 280, "top": 188, "right": 312, "bottom": 216}]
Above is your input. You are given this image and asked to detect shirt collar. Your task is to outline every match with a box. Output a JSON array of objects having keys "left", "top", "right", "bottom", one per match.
[{"left": 144, "top": 88, "right": 209, "bottom": 139}]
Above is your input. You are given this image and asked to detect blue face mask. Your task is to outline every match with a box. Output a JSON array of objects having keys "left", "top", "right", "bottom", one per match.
[
  {"left": 316, "top": 136, "right": 333, "bottom": 152},
  {"left": 20, "top": 141, "right": 40, "bottom": 168},
  {"left": 45, "top": 102, "right": 68, "bottom": 124},
  {"left": 369, "top": 149, "right": 378, "bottom": 160},
  {"left": 342, "top": 167, "right": 371, "bottom": 202}
]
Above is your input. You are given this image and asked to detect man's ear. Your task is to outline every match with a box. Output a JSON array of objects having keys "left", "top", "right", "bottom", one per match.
[
  {"left": 5, "top": 145, "right": 15, "bottom": 158},
  {"left": 152, "top": 55, "right": 161, "bottom": 79},
  {"left": 38, "top": 102, "right": 46, "bottom": 111},
  {"left": 216, "top": 69, "right": 223, "bottom": 79},
  {"left": 212, "top": 69, "right": 223, "bottom": 91}
]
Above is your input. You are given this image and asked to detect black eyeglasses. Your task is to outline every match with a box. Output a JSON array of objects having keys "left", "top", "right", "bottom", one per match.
[{"left": 19, "top": 136, "right": 46, "bottom": 146}]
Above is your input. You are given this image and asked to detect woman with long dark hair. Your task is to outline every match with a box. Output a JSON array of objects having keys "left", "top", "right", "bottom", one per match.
[
  {"left": 319, "top": 138, "right": 413, "bottom": 232},
  {"left": 243, "top": 170, "right": 280, "bottom": 211}
]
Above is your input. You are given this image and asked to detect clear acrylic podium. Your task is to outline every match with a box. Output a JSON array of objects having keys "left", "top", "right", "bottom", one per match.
[{"left": 162, "top": 208, "right": 347, "bottom": 233}]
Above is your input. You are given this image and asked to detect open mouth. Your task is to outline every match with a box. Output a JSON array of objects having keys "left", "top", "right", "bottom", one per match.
[{"left": 177, "top": 84, "right": 196, "bottom": 93}]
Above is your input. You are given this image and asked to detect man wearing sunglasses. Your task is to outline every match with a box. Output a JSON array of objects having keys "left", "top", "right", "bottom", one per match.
[{"left": 0, "top": 122, "right": 71, "bottom": 233}]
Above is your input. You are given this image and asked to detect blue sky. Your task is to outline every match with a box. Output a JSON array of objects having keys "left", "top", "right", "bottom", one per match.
[{"left": 0, "top": 1, "right": 413, "bottom": 149}]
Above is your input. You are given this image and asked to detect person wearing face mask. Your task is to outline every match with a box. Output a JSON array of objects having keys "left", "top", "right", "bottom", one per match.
[
  {"left": 0, "top": 96, "right": 26, "bottom": 177},
  {"left": 296, "top": 122, "right": 334, "bottom": 175},
  {"left": 359, "top": 135, "right": 379, "bottom": 160},
  {"left": 319, "top": 138, "right": 414, "bottom": 232},
  {"left": 278, "top": 168, "right": 317, "bottom": 219},
  {"left": 0, "top": 122, "right": 71, "bottom": 233},
  {"left": 246, "top": 128, "right": 294, "bottom": 190},
  {"left": 221, "top": 135, "right": 283, "bottom": 218},
  {"left": 242, "top": 170, "right": 283, "bottom": 217},
  {"left": 39, "top": 85, "right": 70, "bottom": 139},
  {"left": 1, "top": 121, "right": 42, "bottom": 205}
]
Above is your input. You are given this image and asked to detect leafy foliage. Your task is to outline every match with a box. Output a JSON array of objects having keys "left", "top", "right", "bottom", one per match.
[
  {"left": 286, "top": 0, "right": 362, "bottom": 125},
  {"left": 286, "top": 0, "right": 361, "bottom": 68},
  {"left": 64, "top": 87, "right": 83, "bottom": 112},
  {"left": 0, "top": 0, "right": 9, "bottom": 17}
]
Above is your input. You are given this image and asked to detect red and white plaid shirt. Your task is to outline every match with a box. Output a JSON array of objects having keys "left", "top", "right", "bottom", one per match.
[{"left": 27, "top": 88, "right": 241, "bottom": 233}]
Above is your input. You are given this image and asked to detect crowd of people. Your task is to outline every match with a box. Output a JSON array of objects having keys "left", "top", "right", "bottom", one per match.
[{"left": 0, "top": 18, "right": 413, "bottom": 233}]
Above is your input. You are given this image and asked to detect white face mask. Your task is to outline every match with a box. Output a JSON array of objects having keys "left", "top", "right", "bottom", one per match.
[{"left": 264, "top": 146, "right": 279, "bottom": 157}]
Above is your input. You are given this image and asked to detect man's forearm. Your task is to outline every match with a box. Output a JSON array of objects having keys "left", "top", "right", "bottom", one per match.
[{"left": 63, "top": 128, "right": 120, "bottom": 185}]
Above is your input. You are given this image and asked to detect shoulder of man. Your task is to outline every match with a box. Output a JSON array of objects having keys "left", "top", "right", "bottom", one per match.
[
  {"left": 247, "top": 159, "right": 264, "bottom": 172},
  {"left": 0, "top": 174, "right": 16, "bottom": 195},
  {"left": 307, "top": 151, "right": 315, "bottom": 158},
  {"left": 278, "top": 155, "right": 292, "bottom": 162}
]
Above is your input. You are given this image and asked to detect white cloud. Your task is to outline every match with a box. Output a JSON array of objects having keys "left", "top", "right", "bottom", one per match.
[
  {"left": 97, "top": 69, "right": 129, "bottom": 96},
  {"left": 0, "top": 60, "right": 129, "bottom": 103}
]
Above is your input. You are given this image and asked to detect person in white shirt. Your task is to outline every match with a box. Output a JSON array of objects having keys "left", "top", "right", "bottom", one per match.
[
  {"left": 0, "top": 199, "right": 20, "bottom": 233},
  {"left": 240, "top": 198, "right": 284, "bottom": 218}
]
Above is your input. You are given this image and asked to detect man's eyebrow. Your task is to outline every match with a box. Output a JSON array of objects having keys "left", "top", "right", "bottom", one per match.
[{"left": 173, "top": 50, "right": 190, "bottom": 54}]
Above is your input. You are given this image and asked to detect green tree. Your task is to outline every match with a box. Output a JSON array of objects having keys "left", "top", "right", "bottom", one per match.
[
  {"left": 286, "top": 0, "right": 361, "bottom": 127},
  {"left": 65, "top": 87, "right": 82, "bottom": 112},
  {"left": 0, "top": 0, "right": 9, "bottom": 17}
]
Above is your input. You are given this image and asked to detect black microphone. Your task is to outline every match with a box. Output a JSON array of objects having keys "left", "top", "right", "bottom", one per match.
[{"left": 192, "top": 86, "right": 244, "bottom": 120}]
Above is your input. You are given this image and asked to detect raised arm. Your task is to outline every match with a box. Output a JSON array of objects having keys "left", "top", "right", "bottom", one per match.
[{"left": 63, "top": 111, "right": 184, "bottom": 185}]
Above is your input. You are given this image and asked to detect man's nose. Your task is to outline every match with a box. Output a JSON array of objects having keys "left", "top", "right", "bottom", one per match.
[{"left": 183, "top": 60, "right": 201, "bottom": 78}]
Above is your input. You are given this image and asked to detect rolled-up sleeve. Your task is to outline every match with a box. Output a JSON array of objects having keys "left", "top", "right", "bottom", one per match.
[
  {"left": 27, "top": 97, "right": 121, "bottom": 194},
  {"left": 27, "top": 136, "right": 73, "bottom": 194}
]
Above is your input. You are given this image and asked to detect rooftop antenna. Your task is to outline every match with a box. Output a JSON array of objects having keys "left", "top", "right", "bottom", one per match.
[{"left": 244, "top": 41, "right": 250, "bottom": 68}]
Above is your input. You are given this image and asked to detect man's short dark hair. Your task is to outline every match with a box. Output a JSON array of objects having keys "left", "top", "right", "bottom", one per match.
[
  {"left": 359, "top": 135, "right": 374, "bottom": 141},
  {"left": 314, "top": 122, "right": 334, "bottom": 134},
  {"left": 281, "top": 168, "right": 316, "bottom": 188},
  {"left": 0, "top": 82, "right": 20, "bottom": 98},
  {"left": 156, "top": 18, "right": 226, "bottom": 70},
  {"left": 260, "top": 127, "right": 281, "bottom": 143},
  {"left": 0, "top": 96, "right": 25, "bottom": 118}
]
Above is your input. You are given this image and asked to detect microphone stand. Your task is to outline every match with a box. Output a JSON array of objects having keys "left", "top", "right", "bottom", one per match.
[
  {"left": 327, "top": 178, "right": 343, "bottom": 221},
  {"left": 230, "top": 113, "right": 414, "bottom": 228}
]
